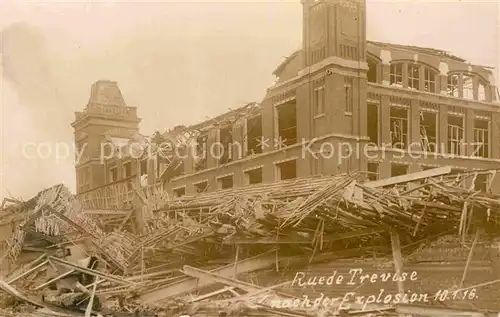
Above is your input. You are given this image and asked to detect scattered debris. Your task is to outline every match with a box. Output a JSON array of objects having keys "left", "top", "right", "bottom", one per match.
[{"left": 1, "top": 167, "right": 500, "bottom": 317}]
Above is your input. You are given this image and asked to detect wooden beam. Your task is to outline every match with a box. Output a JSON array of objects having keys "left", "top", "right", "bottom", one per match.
[
  {"left": 139, "top": 250, "right": 278, "bottom": 304},
  {"left": 364, "top": 166, "right": 452, "bottom": 188},
  {"left": 8, "top": 260, "right": 49, "bottom": 284},
  {"left": 225, "top": 228, "right": 384, "bottom": 245},
  {"left": 182, "top": 265, "right": 261, "bottom": 293},
  {"left": 390, "top": 230, "right": 404, "bottom": 295},
  {"left": 83, "top": 209, "right": 129, "bottom": 216}
]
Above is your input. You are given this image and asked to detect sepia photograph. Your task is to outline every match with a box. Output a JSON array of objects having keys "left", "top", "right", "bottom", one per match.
[{"left": 0, "top": 0, "right": 499, "bottom": 316}]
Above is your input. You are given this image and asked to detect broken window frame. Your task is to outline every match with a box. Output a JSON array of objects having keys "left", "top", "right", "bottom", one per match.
[
  {"left": 194, "top": 180, "right": 208, "bottom": 193},
  {"left": 447, "top": 74, "right": 460, "bottom": 97},
  {"left": 173, "top": 186, "right": 186, "bottom": 198},
  {"left": 194, "top": 133, "right": 208, "bottom": 172},
  {"left": 424, "top": 68, "right": 436, "bottom": 93},
  {"left": 245, "top": 115, "right": 263, "bottom": 156},
  {"left": 218, "top": 125, "right": 233, "bottom": 165},
  {"left": 419, "top": 109, "right": 438, "bottom": 153},
  {"left": 478, "top": 81, "right": 487, "bottom": 101},
  {"left": 389, "top": 63, "right": 404, "bottom": 87},
  {"left": 473, "top": 118, "right": 490, "bottom": 158},
  {"left": 390, "top": 106, "right": 409, "bottom": 150},
  {"left": 462, "top": 74, "right": 474, "bottom": 100},
  {"left": 407, "top": 63, "right": 420, "bottom": 90},
  {"left": 274, "top": 99, "right": 298, "bottom": 149},
  {"left": 447, "top": 114, "right": 465, "bottom": 156}
]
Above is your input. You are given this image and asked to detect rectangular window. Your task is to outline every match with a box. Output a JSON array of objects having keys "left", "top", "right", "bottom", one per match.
[
  {"left": 367, "top": 162, "right": 379, "bottom": 181},
  {"left": 123, "top": 162, "right": 132, "bottom": 178},
  {"left": 195, "top": 134, "right": 208, "bottom": 171},
  {"left": 313, "top": 86, "right": 325, "bottom": 116},
  {"left": 194, "top": 181, "right": 208, "bottom": 193},
  {"left": 244, "top": 168, "right": 263, "bottom": 185},
  {"left": 407, "top": 64, "right": 420, "bottom": 90},
  {"left": 219, "top": 125, "right": 233, "bottom": 165},
  {"left": 246, "top": 115, "right": 262, "bottom": 155},
  {"left": 473, "top": 119, "right": 489, "bottom": 158},
  {"left": 447, "top": 115, "right": 464, "bottom": 155},
  {"left": 276, "top": 160, "right": 297, "bottom": 181},
  {"left": 447, "top": 74, "right": 459, "bottom": 97},
  {"left": 217, "top": 175, "right": 234, "bottom": 190},
  {"left": 276, "top": 101, "right": 297, "bottom": 147},
  {"left": 390, "top": 63, "right": 403, "bottom": 87},
  {"left": 420, "top": 111, "right": 437, "bottom": 152},
  {"left": 390, "top": 107, "right": 408, "bottom": 149},
  {"left": 367, "top": 103, "right": 379, "bottom": 145},
  {"left": 391, "top": 164, "right": 408, "bottom": 177},
  {"left": 478, "top": 82, "right": 486, "bottom": 101},
  {"left": 345, "top": 78, "right": 353, "bottom": 114},
  {"left": 173, "top": 187, "right": 186, "bottom": 198},
  {"left": 424, "top": 69, "right": 436, "bottom": 93},
  {"left": 110, "top": 167, "right": 118, "bottom": 183}
]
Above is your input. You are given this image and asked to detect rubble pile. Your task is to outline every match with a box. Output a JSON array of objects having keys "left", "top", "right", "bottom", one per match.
[{"left": 1, "top": 167, "right": 500, "bottom": 317}]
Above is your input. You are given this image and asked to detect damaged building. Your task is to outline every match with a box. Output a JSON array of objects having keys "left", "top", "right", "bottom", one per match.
[
  {"left": 3, "top": 1, "right": 500, "bottom": 317},
  {"left": 72, "top": 0, "right": 500, "bottom": 202}
]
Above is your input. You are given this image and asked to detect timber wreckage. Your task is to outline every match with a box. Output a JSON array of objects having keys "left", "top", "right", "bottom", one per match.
[{"left": 1, "top": 167, "right": 500, "bottom": 317}]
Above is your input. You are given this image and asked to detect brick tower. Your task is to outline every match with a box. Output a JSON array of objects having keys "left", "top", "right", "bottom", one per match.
[{"left": 71, "top": 80, "right": 141, "bottom": 193}]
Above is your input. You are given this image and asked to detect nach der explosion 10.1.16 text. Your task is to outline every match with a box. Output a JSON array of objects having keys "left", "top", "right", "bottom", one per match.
[{"left": 267, "top": 269, "right": 479, "bottom": 311}]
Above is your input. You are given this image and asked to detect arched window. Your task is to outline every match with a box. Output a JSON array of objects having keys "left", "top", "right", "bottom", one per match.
[
  {"left": 447, "top": 72, "right": 489, "bottom": 101},
  {"left": 407, "top": 63, "right": 420, "bottom": 90},
  {"left": 447, "top": 74, "right": 459, "bottom": 97},
  {"left": 462, "top": 74, "right": 473, "bottom": 100},
  {"left": 367, "top": 57, "right": 378, "bottom": 83},
  {"left": 390, "top": 62, "right": 404, "bottom": 87},
  {"left": 478, "top": 81, "right": 487, "bottom": 101},
  {"left": 424, "top": 68, "right": 437, "bottom": 93}
]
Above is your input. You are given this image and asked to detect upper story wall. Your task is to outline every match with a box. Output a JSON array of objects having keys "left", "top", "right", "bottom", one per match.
[
  {"left": 366, "top": 41, "right": 498, "bottom": 103},
  {"left": 273, "top": 41, "right": 498, "bottom": 104}
]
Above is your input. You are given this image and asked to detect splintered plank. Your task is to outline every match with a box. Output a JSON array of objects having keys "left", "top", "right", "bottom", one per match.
[
  {"left": 139, "top": 250, "right": 278, "bottom": 304},
  {"left": 364, "top": 166, "right": 452, "bottom": 188}
]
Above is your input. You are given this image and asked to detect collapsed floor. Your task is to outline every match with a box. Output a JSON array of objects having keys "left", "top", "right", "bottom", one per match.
[{"left": 1, "top": 167, "right": 500, "bottom": 317}]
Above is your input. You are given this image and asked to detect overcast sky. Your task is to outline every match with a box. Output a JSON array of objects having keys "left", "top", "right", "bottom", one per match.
[{"left": 0, "top": 0, "right": 499, "bottom": 200}]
